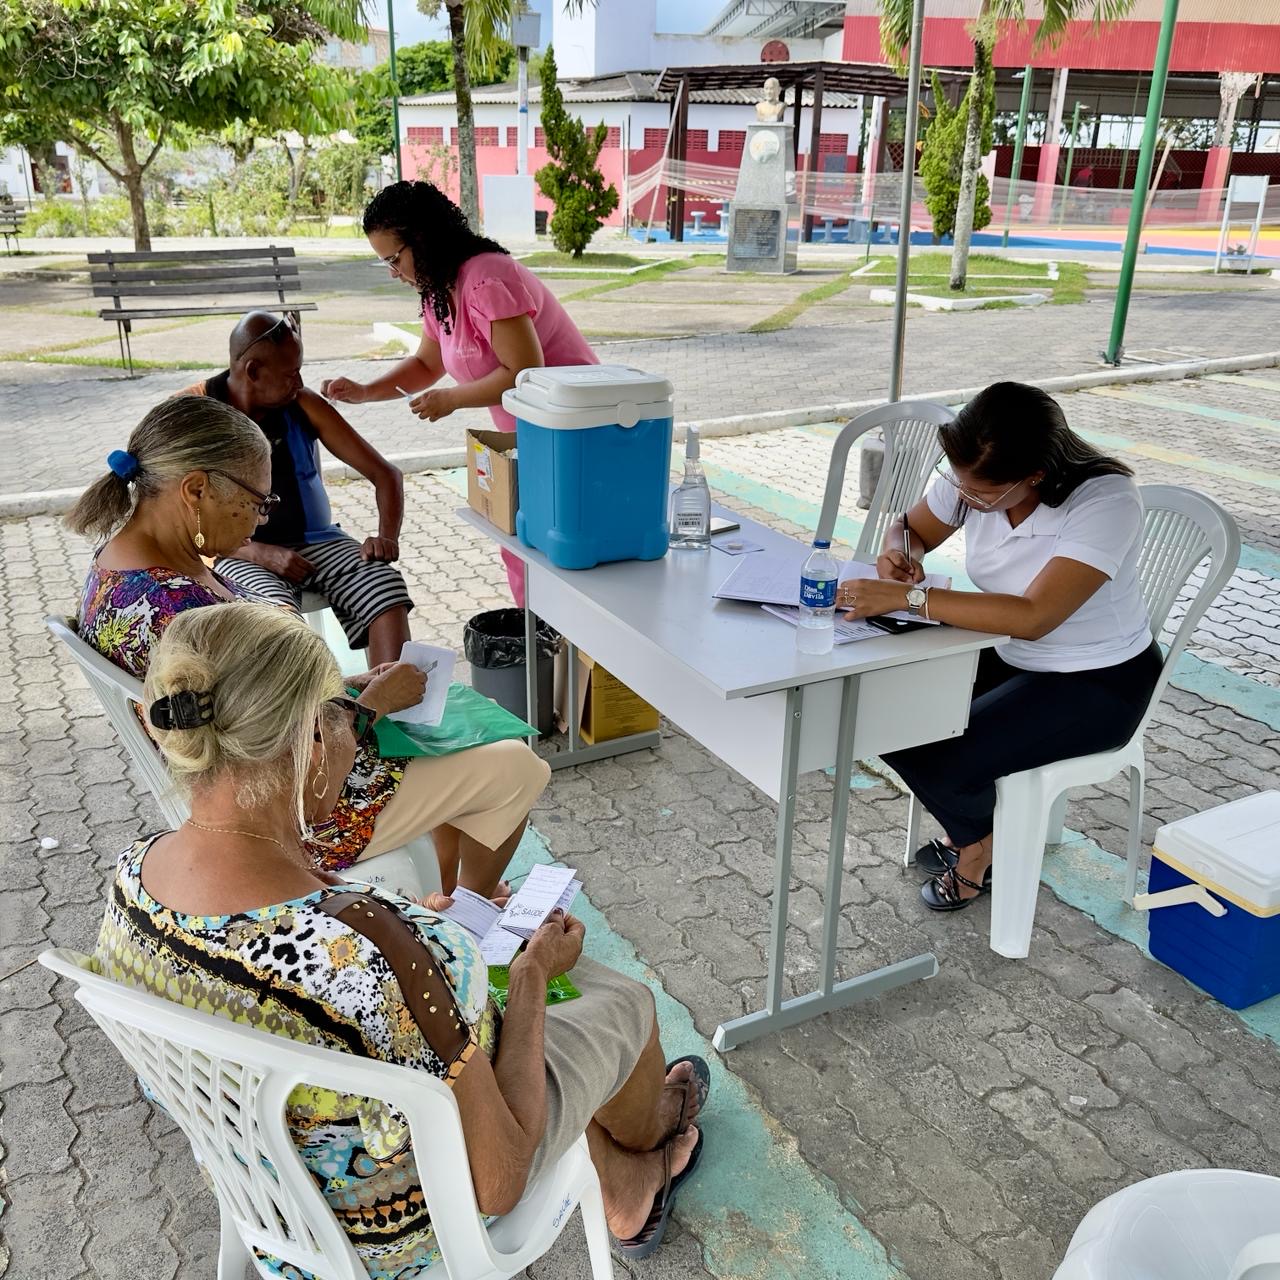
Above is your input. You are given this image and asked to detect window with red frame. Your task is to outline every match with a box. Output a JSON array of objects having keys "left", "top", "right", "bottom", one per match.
[
  {"left": 717, "top": 130, "right": 745, "bottom": 152},
  {"left": 643, "top": 128, "right": 667, "bottom": 149},
  {"left": 506, "top": 126, "right": 518, "bottom": 147},
  {"left": 534, "top": 127, "right": 546, "bottom": 146},
  {"left": 818, "top": 133, "right": 848, "bottom": 155},
  {"left": 474, "top": 127, "right": 499, "bottom": 146},
  {"left": 687, "top": 129, "right": 709, "bottom": 150},
  {"left": 450, "top": 127, "right": 458, "bottom": 145},
  {"left": 408, "top": 126, "right": 444, "bottom": 145},
  {"left": 600, "top": 127, "right": 621, "bottom": 148}
]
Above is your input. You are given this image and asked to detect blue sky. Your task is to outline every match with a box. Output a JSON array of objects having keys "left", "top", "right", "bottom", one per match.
[{"left": 383, "top": 0, "right": 727, "bottom": 50}]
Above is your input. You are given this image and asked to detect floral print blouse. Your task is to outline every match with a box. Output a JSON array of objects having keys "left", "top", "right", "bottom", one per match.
[
  {"left": 77, "top": 561, "right": 409, "bottom": 869},
  {"left": 93, "top": 836, "right": 502, "bottom": 1279}
]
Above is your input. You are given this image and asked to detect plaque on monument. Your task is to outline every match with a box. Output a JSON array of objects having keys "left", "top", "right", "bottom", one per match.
[{"left": 730, "top": 208, "right": 781, "bottom": 260}]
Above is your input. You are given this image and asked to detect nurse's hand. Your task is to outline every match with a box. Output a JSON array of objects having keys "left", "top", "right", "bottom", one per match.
[
  {"left": 876, "top": 548, "right": 925, "bottom": 584},
  {"left": 320, "top": 377, "right": 367, "bottom": 404},
  {"left": 407, "top": 388, "right": 457, "bottom": 421}
]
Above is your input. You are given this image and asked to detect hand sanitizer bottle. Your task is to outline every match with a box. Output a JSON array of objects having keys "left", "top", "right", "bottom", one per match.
[{"left": 669, "top": 426, "right": 711, "bottom": 550}]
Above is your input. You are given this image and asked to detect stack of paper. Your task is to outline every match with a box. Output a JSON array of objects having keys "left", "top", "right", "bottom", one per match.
[
  {"left": 388, "top": 640, "right": 456, "bottom": 727},
  {"left": 441, "top": 865, "right": 582, "bottom": 965}
]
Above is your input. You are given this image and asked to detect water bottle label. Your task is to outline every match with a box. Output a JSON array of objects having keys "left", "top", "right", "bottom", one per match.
[
  {"left": 675, "top": 511, "right": 705, "bottom": 533},
  {"left": 800, "top": 576, "right": 836, "bottom": 608}
]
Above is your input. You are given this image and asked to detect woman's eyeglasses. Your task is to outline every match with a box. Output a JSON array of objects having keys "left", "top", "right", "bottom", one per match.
[
  {"left": 327, "top": 696, "right": 377, "bottom": 746},
  {"left": 933, "top": 462, "right": 1024, "bottom": 512},
  {"left": 208, "top": 469, "right": 281, "bottom": 518},
  {"left": 380, "top": 245, "right": 407, "bottom": 272}
]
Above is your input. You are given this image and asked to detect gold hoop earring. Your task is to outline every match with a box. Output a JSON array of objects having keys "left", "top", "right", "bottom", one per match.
[
  {"left": 193, "top": 507, "right": 206, "bottom": 551},
  {"left": 312, "top": 769, "right": 329, "bottom": 800}
]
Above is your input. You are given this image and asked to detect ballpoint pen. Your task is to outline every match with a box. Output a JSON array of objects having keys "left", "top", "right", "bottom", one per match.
[{"left": 902, "top": 511, "right": 913, "bottom": 575}]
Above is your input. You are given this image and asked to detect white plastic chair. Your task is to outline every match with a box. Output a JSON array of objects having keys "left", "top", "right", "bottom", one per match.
[
  {"left": 813, "top": 399, "right": 956, "bottom": 560},
  {"left": 1053, "top": 1169, "right": 1280, "bottom": 1280},
  {"left": 44, "top": 616, "right": 439, "bottom": 898},
  {"left": 903, "top": 485, "right": 1240, "bottom": 959},
  {"left": 40, "top": 947, "right": 612, "bottom": 1280}
]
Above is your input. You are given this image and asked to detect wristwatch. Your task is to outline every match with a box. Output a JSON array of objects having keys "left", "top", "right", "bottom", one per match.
[{"left": 905, "top": 586, "right": 928, "bottom": 616}]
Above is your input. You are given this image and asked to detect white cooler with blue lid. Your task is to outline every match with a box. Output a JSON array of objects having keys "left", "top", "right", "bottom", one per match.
[
  {"left": 502, "top": 365, "right": 675, "bottom": 571},
  {"left": 1145, "top": 791, "right": 1280, "bottom": 1009}
]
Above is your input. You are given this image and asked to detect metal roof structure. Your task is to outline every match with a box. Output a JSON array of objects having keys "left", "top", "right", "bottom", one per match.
[
  {"left": 653, "top": 60, "right": 968, "bottom": 101},
  {"left": 704, "top": 0, "right": 848, "bottom": 40}
]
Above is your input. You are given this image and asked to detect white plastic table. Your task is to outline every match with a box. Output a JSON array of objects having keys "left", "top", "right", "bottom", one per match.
[{"left": 460, "top": 505, "right": 1002, "bottom": 1049}]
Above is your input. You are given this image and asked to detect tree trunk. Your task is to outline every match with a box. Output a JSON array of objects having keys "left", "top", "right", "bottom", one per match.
[
  {"left": 447, "top": 0, "right": 479, "bottom": 228},
  {"left": 114, "top": 118, "right": 152, "bottom": 251},
  {"left": 949, "top": 39, "right": 990, "bottom": 292}
]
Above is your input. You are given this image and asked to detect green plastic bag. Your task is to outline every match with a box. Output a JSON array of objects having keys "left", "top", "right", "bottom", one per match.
[
  {"left": 371, "top": 682, "right": 535, "bottom": 759},
  {"left": 486, "top": 965, "right": 581, "bottom": 1010}
]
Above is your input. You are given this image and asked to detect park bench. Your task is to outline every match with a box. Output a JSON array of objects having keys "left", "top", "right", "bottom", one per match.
[
  {"left": 0, "top": 205, "right": 25, "bottom": 254},
  {"left": 88, "top": 244, "right": 317, "bottom": 376}
]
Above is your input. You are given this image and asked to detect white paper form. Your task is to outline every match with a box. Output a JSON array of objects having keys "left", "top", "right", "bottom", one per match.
[
  {"left": 497, "top": 864, "right": 581, "bottom": 938},
  {"left": 388, "top": 640, "right": 456, "bottom": 726},
  {"left": 837, "top": 561, "right": 951, "bottom": 624},
  {"left": 440, "top": 887, "right": 503, "bottom": 938},
  {"left": 760, "top": 604, "right": 886, "bottom": 644},
  {"left": 713, "top": 550, "right": 808, "bottom": 605}
]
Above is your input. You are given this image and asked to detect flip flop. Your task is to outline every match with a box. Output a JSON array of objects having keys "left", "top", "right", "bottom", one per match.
[
  {"left": 615, "top": 1127, "right": 705, "bottom": 1260},
  {"left": 663, "top": 1055, "right": 710, "bottom": 1141}
]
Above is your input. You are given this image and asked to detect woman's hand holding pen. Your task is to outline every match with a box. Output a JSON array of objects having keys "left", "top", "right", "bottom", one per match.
[{"left": 876, "top": 547, "right": 925, "bottom": 583}]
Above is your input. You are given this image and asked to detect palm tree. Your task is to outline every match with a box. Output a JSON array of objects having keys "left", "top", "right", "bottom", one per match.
[
  {"left": 878, "top": 0, "right": 1135, "bottom": 290},
  {"left": 417, "top": 0, "right": 592, "bottom": 231}
]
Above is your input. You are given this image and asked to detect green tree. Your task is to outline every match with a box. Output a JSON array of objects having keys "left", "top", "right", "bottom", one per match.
[
  {"left": 0, "top": 0, "right": 365, "bottom": 249},
  {"left": 919, "top": 71, "right": 994, "bottom": 244},
  {"left": 535, "top": 45, "right": 617, "bottom": 257},
  {"left": 878, "top": 0, "right": 1136, "bottom": 289}
]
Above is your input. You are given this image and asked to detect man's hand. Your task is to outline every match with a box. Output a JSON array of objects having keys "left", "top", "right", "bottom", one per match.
[
  {"left": 407, "top": 388, "right": 457, "bottom": 422},
  {"left": 240, "top": 542, "right": 314, "bottom": 583},
  {"left": 519, "top": 910, "right": 585, "bottom": 981},
  {"left": 362, "top": 535, "right": 400, "bottom": 562},
  {"left": 358, "top": 661, "right": 427, "bottom": 716},
  {"left": 320, "top": 377, "right": 367, "bottom": 404}
]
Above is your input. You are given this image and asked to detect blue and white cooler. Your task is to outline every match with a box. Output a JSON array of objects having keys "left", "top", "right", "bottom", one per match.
[
  {"left": 502, "top": 365, "right": 675, "bottom": 570},
  {"left": 1145, "top": 791, "right": 1280, "bottom": 1009}
]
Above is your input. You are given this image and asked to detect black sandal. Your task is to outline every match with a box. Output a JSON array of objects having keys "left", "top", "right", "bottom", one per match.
[
  {"left": 661, "top": 1055, "right": 710, "bottom": 1144},
  {"left": 921, "top": 865, "right": 990, "bottom": 912},
  {"left": 615, "top": 1127, "right": 705, "bottom": 1259},
  {"left": 914, "top": 838, "right": 957, "bottom": 877}
]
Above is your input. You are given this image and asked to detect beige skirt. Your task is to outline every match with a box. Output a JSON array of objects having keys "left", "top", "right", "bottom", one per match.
[{"left": 525, "top": 955, "right": 656, "bottom": 1183}]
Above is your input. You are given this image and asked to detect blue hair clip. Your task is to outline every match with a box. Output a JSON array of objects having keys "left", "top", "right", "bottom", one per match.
[{"left": 107, "top": 449, "right": 140, "bottom": 482}]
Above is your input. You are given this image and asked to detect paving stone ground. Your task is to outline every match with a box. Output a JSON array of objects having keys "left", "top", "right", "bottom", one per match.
[{"left": 2, "top": 295, "right": 1279, "bottom": 1277}]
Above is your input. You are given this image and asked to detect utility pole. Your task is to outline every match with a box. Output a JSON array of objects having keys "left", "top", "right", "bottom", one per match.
[
  {"left": 387, "top": 0, "right": 403, "bottom": 182},
  {"left": 1105, "top": 0, "right": 1179, "bottom": 365},
  {"left": 1001, "top": 66, "right": 1033, "bottom": 248}
]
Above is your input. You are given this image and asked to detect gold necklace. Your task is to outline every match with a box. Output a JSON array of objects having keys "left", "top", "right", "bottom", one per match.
[
  {"left": 183, "top": 820, "right": 319, "bottom": 872},
  {"left": 185, "top": 818, "right": 287, "bottom": 848}
]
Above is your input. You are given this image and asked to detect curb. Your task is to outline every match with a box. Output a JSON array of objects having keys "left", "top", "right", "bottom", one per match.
[{"left": 5, "top": 350, "right": 1277, "bottom": 521}]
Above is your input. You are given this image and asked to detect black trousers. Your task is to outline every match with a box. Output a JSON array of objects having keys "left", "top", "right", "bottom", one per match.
[{"left": 881, "top": 640, "right": 1163, "bottom": 848}]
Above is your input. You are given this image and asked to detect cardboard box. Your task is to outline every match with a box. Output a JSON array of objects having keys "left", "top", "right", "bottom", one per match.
[
  {"left": 467, "top": 429, "right": 519, "bottom": 534},
  {"left": 558, "top": 648, "right": 660, "bottom": 745},
  {"left": 579, "top": 652, "right": 660, "bottom": 744}
]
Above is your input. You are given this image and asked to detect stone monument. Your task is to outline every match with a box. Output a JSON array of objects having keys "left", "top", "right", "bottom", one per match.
[{"left": 726, "top": 78, "right": 798, "bottom": 274}]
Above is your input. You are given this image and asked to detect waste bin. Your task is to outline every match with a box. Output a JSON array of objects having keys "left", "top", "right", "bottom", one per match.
[{"left": 463, "top": 609, "right": 559, "bottom": 737}]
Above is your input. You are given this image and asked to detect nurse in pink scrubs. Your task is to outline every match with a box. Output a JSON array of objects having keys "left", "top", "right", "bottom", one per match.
[{"left": 321, "top": 180, "right": 599, "bottom": 602}]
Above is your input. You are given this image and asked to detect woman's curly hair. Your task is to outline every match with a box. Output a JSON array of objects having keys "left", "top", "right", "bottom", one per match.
[{"left": 363, "top": 180, "right": 508, "bottom": 333}]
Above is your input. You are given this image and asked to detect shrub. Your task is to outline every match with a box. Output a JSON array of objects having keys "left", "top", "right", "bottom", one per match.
[
  {"left": 534, "top": 46, "right": 618, "bottom": 257},
  {"left": 919, "top": 70, "right": 994, "bottom": 243}
]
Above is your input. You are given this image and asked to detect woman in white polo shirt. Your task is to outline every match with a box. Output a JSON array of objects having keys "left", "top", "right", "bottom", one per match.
[{"left": 836, "top": 381, "right": 1161, "bottom": 912}]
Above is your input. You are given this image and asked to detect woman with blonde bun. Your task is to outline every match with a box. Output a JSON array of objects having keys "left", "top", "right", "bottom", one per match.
[
  {"left": 93, "top": 603, "right": 707, "bottom": 1271},
  {"left": 68, "top": 394, "right": 549, "bottom": 898}
]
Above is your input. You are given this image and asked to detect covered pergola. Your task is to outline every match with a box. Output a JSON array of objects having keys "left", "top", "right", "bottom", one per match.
[{"left": 653, "top": 60, "right": 968, "bottom": 242}]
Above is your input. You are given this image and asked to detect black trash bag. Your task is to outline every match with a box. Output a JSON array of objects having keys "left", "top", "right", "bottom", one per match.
[{"left": 463, "top": 609, "right": 560, "bottom": 670}]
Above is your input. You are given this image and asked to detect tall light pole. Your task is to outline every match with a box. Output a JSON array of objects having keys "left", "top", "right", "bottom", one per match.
[
  {"left": 1001, "top": 66, "right": 1033, "bottom": 248},
  {"left": 387, "top": 0, "right": 403, "bottom": 182},
  {"left": 1104, "top": 0, "right": 1179, "bottom": 365},
  {"left": 512, "top": 7, "right": 541, "bottom": 177}
]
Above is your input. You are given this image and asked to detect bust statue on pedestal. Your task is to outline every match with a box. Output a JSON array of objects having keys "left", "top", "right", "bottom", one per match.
[{"left": 755, "top": 77, "right": 785, "bottom": 123}]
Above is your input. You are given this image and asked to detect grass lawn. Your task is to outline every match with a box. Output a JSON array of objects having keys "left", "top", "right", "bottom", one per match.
[
  {"left": 859, "top": 254, "right": 1088, "bottom": 305},
  {"left": 520, "top": 251, "right": 649, "bottom": 269}
]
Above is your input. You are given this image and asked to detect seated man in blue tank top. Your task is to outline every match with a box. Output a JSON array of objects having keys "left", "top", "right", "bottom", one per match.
[{"left": 186, "top": 312, "right": 412, "bottom": 666}]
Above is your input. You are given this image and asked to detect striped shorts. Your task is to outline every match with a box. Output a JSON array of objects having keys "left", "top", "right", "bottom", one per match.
[{"left": 216, "top": 533, "right": 413, "bottom": 650}]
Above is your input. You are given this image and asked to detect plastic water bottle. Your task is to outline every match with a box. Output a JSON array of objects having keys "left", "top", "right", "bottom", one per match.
[
  {"left": 797, "top": 539, "right": 838, "bottom": 654},
  {"left": 669, "top": 426, "right": 711, "bottom": 550}
]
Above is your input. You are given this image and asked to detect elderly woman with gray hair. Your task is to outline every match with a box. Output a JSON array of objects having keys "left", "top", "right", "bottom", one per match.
[
  {"left": 92, "top": 603, "right": 708, "bottom": 1268},
  {"left": 67, "top": 394, "right": 549, "bottom": 900}
]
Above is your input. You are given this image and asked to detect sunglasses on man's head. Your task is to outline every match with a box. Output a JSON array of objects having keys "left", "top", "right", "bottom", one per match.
[{"left": 233, "top": 315, "right": 299, "bottom": 361}]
